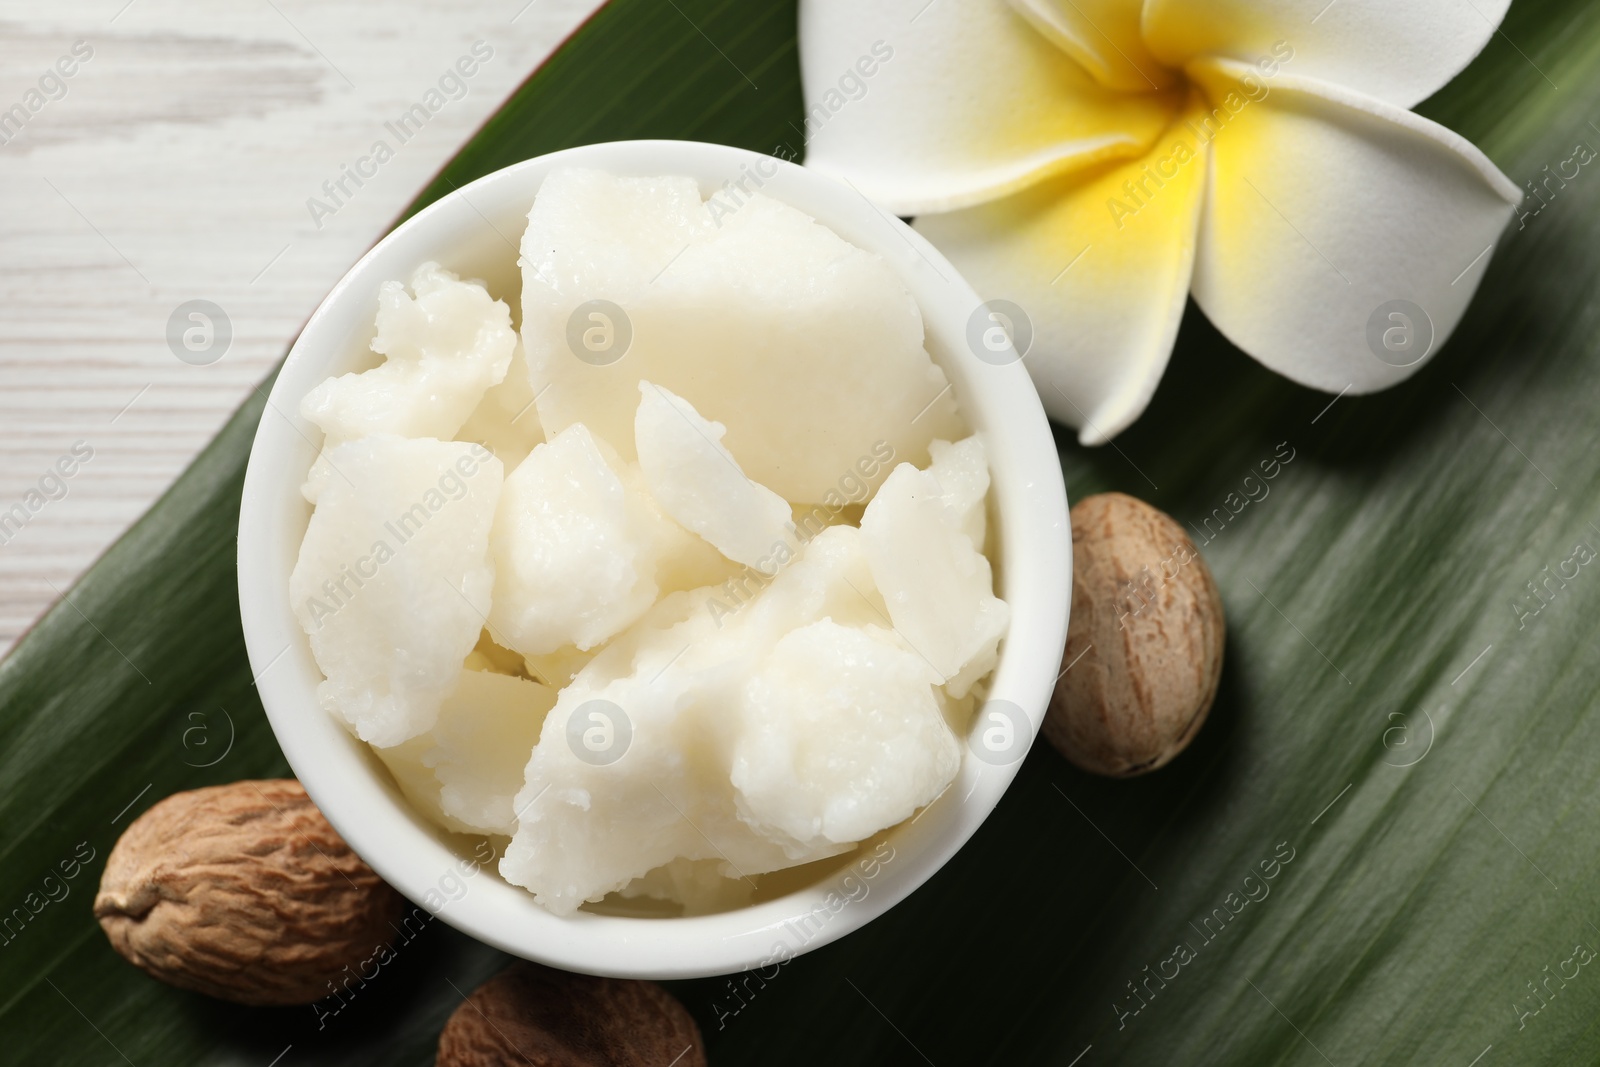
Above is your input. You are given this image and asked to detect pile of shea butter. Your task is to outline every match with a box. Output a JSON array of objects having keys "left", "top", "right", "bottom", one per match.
[{"left": 290, "top": 168, "right": 1009, "bottom": 916}]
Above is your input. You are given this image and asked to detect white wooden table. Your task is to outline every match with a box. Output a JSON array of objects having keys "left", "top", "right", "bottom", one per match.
[{"left": 0, "top": 0, "right": 605, "bottom": 655}]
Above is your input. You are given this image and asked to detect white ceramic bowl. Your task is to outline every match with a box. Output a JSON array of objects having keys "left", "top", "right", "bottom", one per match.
[{"left": 238, "top": 139, "right": 1070, "bottom": 980}]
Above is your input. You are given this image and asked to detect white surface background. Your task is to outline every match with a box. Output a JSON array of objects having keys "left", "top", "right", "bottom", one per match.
[{"left": 0, "top": 0, "right": 604, "bottom": 654}]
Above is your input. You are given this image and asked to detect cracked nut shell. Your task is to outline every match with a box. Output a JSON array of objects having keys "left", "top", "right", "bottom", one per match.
[
  {"left": 1045, "top": 493, "right": 1225, "bottom": 776},
  {"left": 93, "top": 778, "right": 404, "bottom": 1006},
  {"left": 437, "top": 962, "right": 707, "bottom": 1067}
]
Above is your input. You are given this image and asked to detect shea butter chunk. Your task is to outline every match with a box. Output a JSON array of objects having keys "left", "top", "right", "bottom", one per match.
[
  {"left": 733, "top": 619, "right": 957, "bottom": 848},
  {"left": 500, "top": 526, "right": 904, "bottom": 912},
  {"left": 302, "top": 262, "right": 515, "bottom": 449},
  {"left": 861, "top": 460, "right": 1009, "bottom": 698},
  {"left": 457, "top": 340, "right": 542, "bottom": 470},
  {"left": 928, "top": 436, "right": 990, "bottom": 552},
  {"left": 520, "top": 168, "right": 963, "bottom": 502},
  {"left": 374, "top": 668, "right": 556, "bottom": 837},
  {"left": 634, "top": 381, "right": 793, "bottom": 568},
  {"left": 720, "top": 524, "right": 885, "bottom": 641},
  {"left": 617, "top": 857, "right": 755, "bottom": 916},
  {"left": 489, "top": 423, "right": 725, "bottom": 657},
  {"left": 499, "top": 602, "right": 820, "bottom": 916},
  {"left": 291, "top": 436, "right": 502, "bottom": 746}
]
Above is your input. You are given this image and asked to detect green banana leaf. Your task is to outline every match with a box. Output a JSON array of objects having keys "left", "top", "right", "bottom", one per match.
[{"left": 5, "top": 0, "right": 1600, "bottom": 1062}]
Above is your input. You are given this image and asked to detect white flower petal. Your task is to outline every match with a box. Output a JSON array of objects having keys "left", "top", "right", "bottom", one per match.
[
  {"left": 916, "top": 98, "right": 1211, "bottom": 444},
  {"left": 799, "top": 0, "right": 1177, "bottom": 214},
  {"left": 1142, "top": 0, "right": 1509, "bottom": 109},
  {"left": 1008, "top": 0, "right": 1176, "bottom": 93},
  {"left": 1186, "top": 59, "right": 1520, "bottom": 395}
]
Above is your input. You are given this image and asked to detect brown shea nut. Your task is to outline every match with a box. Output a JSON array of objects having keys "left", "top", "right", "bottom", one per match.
[
  {"left": 93, "top": 778, "right": 404, "bottom": 1006},
  {"left": 437, "top": 962, "right": 707, "bottom": 1067},
  {"left": 1044, "top": 492, "right": 1225, "bottom": 776}
]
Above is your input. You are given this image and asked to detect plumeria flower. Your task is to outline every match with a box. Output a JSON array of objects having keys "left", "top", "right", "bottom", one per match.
[{"left": 800, "top": 0, "right": 1521, "bottom": 443}]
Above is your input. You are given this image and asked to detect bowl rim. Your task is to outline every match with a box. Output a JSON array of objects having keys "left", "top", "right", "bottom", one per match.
[{"left": 238, "top": 137, "right": 1070, "bottom": 979}]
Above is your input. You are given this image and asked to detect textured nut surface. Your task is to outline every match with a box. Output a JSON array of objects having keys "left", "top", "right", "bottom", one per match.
[
  {"left": 93, "top": 778, "right": 404, "bottom": 1005},
  {"left": 437, "top": 962, "right": 707, "bottom": 1067},
  {"left": 1044, "top": 493, "right": 1225, "bottom": 776}
]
